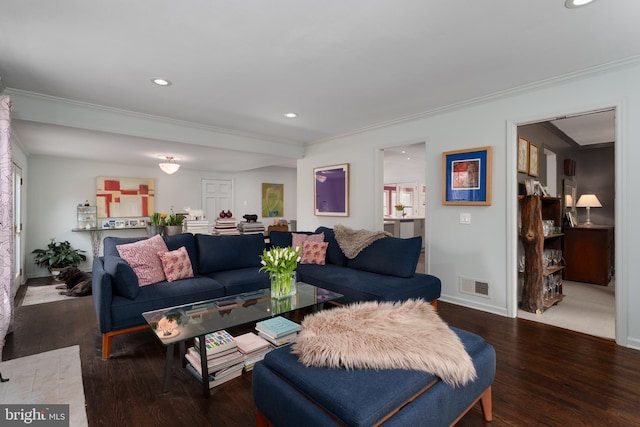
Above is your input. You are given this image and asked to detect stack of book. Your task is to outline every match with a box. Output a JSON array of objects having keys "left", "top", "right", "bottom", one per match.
[
  {"left": 185, "top": 330, "right": 244, "bottom": 388},
  {"left": 185, "top": 219, "right": 210, "bottom": 235},
  {"left": 213, "top": 218, "right": 239, "bottom": 235},
  {"left": 255, "top": 316, "right": 301, "bottom": 347},
  {"left": 234, "top": 332, "right": 272, "bottom": 371},
  {"left": 238, "top": 221, "right": 265, "bottom": 235}
]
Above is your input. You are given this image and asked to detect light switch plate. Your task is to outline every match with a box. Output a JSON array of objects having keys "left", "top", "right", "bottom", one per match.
[{"left": 460, "top": 213, "right": 471, "bottom": 224}]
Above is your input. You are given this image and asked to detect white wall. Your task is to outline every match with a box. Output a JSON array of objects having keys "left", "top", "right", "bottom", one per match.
[
  {"left": 298, "top": 59, "right": 640, "bottom": 349},
  {"left": 25, "top": 155, "right": 296, "bottom": 278}
]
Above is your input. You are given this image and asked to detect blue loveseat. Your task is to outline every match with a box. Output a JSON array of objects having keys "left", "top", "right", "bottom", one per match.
[{"left": 93, "top": 228, "right": 441, "bottom": 358}]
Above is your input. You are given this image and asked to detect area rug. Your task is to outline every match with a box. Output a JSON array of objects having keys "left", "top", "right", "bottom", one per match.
[
  {"left": 21, "top": 284, "right": 77, "bottom": 307},
  {"left": 293, "top": 299, "right": 476, "bottom": 387},
  {"left": 0, "top": 345, "right": 88, "bottom": 426},
  {"left": 518, "top": 280, "right": 615, "bottom": 340}
]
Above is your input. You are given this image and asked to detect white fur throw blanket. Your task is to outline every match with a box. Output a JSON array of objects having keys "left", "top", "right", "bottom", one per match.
[
  {"left": 334, "top": 224, "right": 391, "bottom": 259},
  {"left": 291, "top": 300, "right": 477, "bottom": 387}
]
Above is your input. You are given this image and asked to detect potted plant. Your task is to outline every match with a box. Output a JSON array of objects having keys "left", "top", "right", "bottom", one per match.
[
  {"left": 163, "top": 207, "right": 185, "bottom": 236},
  {"left": 32, "top": 238, "right": 87, "bottom": 277},
  {"left": 259, "top": 246, "right": 301, "bottom": 299},
  {"left": 147, "top": 212, "right": 165, "bottom": 236}
]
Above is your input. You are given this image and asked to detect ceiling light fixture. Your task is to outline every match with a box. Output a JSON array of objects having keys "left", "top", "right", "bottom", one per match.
[
  {"left": 284, "top": 112, "right": 297, "bottom": 118},
  {"left": 159, "top": 156, "right": 180, "bottom": 174},
  {"left": 152, "top": 78, "right": 172, "bottom": 86},
  {"left": 564, "top": 0, "right": 596, "bottom": 8}
]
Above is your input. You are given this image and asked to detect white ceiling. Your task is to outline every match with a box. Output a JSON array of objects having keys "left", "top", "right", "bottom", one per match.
[{"left": 1, "top": 1, "right": 638, "bottom": 172}]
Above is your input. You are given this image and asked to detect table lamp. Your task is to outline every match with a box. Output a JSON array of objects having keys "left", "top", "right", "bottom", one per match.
[{"left": 576, "top": 194, "right": 602, "bottom": 226}]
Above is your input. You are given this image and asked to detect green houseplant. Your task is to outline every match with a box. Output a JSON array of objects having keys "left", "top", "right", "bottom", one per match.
[{"left": 32, "top": 238, "right": 87, "bottom": 275}]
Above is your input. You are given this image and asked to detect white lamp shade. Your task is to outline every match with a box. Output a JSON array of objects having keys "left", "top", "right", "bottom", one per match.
[
  {"left": 159, "top": 157, "right": 180, "bottom": 174},
  {"left": 576, "top": 194, "right": 602, "bottom": 208}
]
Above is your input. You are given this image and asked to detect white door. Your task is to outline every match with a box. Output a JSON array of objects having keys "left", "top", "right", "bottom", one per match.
[{"left": 201, "top": 179, "right": 233, "bottom": 222}]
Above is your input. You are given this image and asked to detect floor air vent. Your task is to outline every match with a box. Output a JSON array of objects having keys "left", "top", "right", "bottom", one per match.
[{"left": 459, "top": 277, "right": 490, "bottom": 297}]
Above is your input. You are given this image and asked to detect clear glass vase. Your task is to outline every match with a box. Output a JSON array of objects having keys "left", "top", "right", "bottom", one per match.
[{"left": 270, "top": 271, "right": 297, "bottom": 299}]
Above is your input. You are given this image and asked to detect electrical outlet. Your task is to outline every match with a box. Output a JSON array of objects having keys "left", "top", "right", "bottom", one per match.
[{"left": 460, "top": 213, "right": 471, "bottom": 224}]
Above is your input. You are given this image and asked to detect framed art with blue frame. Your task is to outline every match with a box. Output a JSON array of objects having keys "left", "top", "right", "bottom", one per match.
[{"left": 442, "top": 146, "right": 492, "bottom": 205}]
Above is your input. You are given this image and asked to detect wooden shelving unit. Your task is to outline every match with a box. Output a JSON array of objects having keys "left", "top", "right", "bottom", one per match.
[{"left": 519, "top": 196, "right": 564, "bottom": 313}]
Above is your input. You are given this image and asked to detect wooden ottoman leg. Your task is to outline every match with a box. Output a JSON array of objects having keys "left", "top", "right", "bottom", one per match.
[{"left": 480, "top": 386, "right": 493, "bottom": 422}]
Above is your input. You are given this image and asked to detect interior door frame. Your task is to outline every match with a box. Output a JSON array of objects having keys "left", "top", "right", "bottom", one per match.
[{"left": 506, "top": 101, "right": 626, "bottom": 347}]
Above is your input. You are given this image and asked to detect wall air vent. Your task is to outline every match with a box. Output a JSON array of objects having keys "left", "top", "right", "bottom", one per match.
[{"left": 459, "top": 277, "right": 490, "bottom": 298}]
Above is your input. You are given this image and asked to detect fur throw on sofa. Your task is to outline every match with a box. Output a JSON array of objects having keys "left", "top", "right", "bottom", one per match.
[
  {"left": 292, "top": 299, "right": 477, "bottom": 387},
  {"left": 334, "top": 224, "right": 391, "bottom": 259}
]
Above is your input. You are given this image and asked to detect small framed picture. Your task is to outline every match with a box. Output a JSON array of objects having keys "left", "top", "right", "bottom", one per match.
[
  {"left": 565, "top": 211, "right": 577, "bottom": 227},
  {"left": 102, "top": 220, "right": 111, "bottom": 229},
  {"left": 517, "top": 136, "right": 529, "bottom": 174},
  {"left": 115, "top": 220, "right": 125, "bottom": 229},
  {"left": 129, "top": 219, "right": 139, "bottom": 227},
  {"left": 138, "top": 219, "right": 146, "bottom": 227},
  {"left": 528, "top": 143, "right": 539, "bottom": 177},
  {"left": 524, "top": 179, "right": 534, "bottom": 196}
]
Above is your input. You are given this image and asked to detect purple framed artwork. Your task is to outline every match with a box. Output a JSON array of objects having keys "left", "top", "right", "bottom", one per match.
[{"left": 314, "top": 163, "right": 349, "bottom": 216}]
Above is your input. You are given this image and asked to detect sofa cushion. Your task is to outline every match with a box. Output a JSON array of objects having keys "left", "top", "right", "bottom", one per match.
[
  {"left": 109, "top": 276, "right": 226, "bottom": 332},
  {"left": 196, "top": 234, "right": 265, "bottom": 274},
  {"left": 297, "top": 264, "right": 441, "bottom": 304},
  {"left": 292, "top": 232, "right": 324, "bottom": 258},
  {"left": 116, "top": 234, "right": 168, "bottom": 286},
  {"left": 104, "top": 255, "right": 140, "bottom": 299},
  {"left": 347, "top": 236, "right": 422, "bottom": 278},
  {"left": 158, "top": 246, "right": 194, "bottom": 282},
  {"left": 206, "top": 268, "right": 270, "bottom": 295},
  {"left": 103, "top": 236, "right": 146, "bottom": 258},
  {"left": 300, "top": 241, "right": 328, "bottom": 265},
  {"left": 163, "top": 233, "right": 199, "bottom": 276},
  {"left": 315, "top": 227, "right": 348, "bottom": 266}
]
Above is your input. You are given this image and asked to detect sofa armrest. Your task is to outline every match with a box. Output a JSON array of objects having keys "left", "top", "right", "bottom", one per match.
[{"left": 92, "top": 257, "right": 114, "bottom": 333}]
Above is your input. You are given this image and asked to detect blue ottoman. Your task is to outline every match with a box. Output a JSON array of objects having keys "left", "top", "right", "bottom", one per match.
[{"left": 252, "top": 327, "right": 495, "bottom": 427}]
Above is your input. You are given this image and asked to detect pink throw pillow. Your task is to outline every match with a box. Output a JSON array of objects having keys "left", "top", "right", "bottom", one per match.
[
  {"left": 300, "top": 241, "right": 328, "bottom": 265},
  {"left": 292, "top": 232, "right": 324, "bottom": 258},
  {"left": 158, "top": 246, "right": 194, "bottom": 282},
  {"left": 116, "top": 235, "right": 168, "bottom": 286}
]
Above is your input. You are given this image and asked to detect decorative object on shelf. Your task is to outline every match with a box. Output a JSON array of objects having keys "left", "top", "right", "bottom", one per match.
[
  {"left": 314, "top": 163, "right": 350, "bottom": 217},
  {"left": 442, "top": 146, "right": 492, "bottom": 205},
  {"left": 259, "top": 246, "right": 301, "bottom": 299},
  {"left": 32, "top": 239, "right": 87, "bottom": 277},
  {"left": 147, "top": 212, "right": 164, "bottom": 236},
  {"left": 219, "top": 210, "right": 233, "bottom": 218},
  {"left": 394, "top": 204, "right": 406, "bottom": 217},
  {"left": 163, "top": 207, "right": 185, "bottom": 236},
  {"left": 158, "top": 156, "right": 180, "bottom": 174},
  {"left": 576, "top": 194, "right": 602, "bottom": 226},
  {"left": 517, "top": 136, "right": 530, "bottom": 174}
]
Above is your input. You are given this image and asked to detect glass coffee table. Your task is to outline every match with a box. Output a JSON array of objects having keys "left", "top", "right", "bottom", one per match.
[{"left": 142, "top": 283, "right": 342, "bottom": 397}]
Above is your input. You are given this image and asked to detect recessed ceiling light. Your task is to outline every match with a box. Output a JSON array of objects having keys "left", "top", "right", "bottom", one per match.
[
  {"left": 152, "top": 78, "right": 172, "bottom": 86},
  {"left": 284, "top": 113, "right": 297, "bottom": 118},
  {"left": 565, "top": 0, "right": 596, "bottom": 8}
]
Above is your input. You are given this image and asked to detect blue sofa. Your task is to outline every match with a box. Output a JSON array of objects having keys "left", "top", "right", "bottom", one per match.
[
  {"left": 253, "top": 327, "right": 495, "bottom": 426},
  {"left": 93, "top": 232, "right": 270, "bottom": 358},
  {"left": 269, "top": 227, "right": 441, "bottom": 305},
  {"left": 93, "top": 228, "right": 441, "bottom": 359}
]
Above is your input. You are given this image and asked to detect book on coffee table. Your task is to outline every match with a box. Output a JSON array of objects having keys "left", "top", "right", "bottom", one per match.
[
  {"left": 193, "top": 330, "right": 237, "bottom": 356},
  {"left": 255, "top": 316, "right": 300, "bottom": 339}
]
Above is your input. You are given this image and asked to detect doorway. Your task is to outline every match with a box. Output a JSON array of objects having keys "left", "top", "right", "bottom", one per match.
[
  {"left": 515, "top": 109, "right": 615, "bottom": 340},
  {"left": 201, "top": 179, "right": 233, "bottom": 222}
]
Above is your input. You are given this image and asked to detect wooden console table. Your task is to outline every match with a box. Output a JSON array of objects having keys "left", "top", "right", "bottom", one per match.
[{"left": 563, "top": 225, "right": 614, "bottom": 286}]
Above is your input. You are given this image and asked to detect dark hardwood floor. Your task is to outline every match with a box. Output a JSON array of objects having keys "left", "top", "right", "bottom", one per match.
[{"left": 4, "top": 279, "right": 640, "bottom": 426}]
